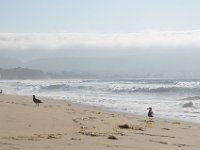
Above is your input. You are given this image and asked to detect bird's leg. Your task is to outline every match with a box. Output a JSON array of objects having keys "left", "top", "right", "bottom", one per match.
[{"left": 150, "top": 117, "right": 153, "bottom": 121}]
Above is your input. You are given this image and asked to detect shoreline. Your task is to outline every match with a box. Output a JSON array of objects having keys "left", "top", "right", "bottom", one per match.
[
  {"left": 1, "top": 78, "right": 200, "bottom": 124},
  {"left": 1, "top": 94, "right": 200, "bottom": 150},
  {"left": 4, "top": 93, "right": 200, "bottom": 124}
]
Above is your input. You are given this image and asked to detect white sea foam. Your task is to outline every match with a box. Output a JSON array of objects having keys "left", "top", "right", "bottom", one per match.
[{"left": 0, "top": 79, "right": 200, "bottom": 122}]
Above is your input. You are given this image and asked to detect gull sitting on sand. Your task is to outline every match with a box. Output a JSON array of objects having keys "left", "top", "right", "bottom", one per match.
[
  {"left": 147, "top": 107, "right": 154, "bottom": 121},
  {"left": 33, "top": 95, "right": 43, "bottom": 106}
]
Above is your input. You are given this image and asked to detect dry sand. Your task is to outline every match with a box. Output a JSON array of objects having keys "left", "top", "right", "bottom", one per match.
[{"left": 0, "top": 94, "right": 200, "bottom": 150}]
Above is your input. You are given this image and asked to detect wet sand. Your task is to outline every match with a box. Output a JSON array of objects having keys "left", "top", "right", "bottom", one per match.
[{"left": 0, "top": 94, "right": 200, "bottom": 150}]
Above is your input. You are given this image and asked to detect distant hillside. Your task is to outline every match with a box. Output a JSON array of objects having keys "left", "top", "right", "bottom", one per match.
[
  {"left": 0, "top": 67, "right": 99, "bottom": 79},
  {"left": 0, "top": 67, "right": 47, "bottom": 79}
]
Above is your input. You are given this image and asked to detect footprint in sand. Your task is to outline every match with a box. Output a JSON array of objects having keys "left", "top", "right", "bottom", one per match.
[
  {"left": 9, "top": 146, "right": 20, "bottom": 150},
  {"left": 2, "top": 136, "right": 40, "bottom": 141}
]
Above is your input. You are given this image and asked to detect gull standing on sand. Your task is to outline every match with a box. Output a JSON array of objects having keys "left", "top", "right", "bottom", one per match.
[
  {"left": 33, "top": 95, "right": 43, "bottom": 106},
  {"left": 147, "top": 107, "right": 154, "bottom": 121}
]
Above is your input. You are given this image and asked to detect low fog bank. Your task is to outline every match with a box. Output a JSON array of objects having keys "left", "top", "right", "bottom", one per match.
[{"left": 0, "top": 49, "right": 200, "bottom": 78}]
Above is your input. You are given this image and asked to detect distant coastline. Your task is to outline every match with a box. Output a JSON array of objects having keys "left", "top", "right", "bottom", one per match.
[
  {"left": 0, "top": 67, "right": 99, "bottom": 79},
  {"left": 0, "top": 67, "right": 167, "bottom": 80}
]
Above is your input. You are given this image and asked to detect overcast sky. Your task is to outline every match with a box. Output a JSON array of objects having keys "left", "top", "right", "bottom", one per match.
[
  {"left": 1, "top": 0, "right": 200, "bottom": 52},
  {"left": 0, "top": 0, "right": 200, "bottom": 76},
  {"left": 1, "top": 0, "right": 200, "bottom": 33}
]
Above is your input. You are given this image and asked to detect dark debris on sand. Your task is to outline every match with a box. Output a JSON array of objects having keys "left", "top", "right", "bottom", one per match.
[
  {"left": 108, "top": 135, "right": 118, "bottom": 140},
  {"left": 118, "top": 124, "right": 145, "bottom": 131}
]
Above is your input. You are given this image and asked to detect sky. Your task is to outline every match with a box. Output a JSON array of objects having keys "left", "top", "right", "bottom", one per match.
[
  {"left": 1, "top": 0, "right": 200, "bottom": 33},
  {"left": 0, "top": 0, "right": 200, "bottom": 76}
]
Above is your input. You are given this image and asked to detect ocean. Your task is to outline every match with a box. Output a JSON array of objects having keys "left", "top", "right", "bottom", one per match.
[{"left": 0, "top": 79, "right": 200, "bottom": 122}]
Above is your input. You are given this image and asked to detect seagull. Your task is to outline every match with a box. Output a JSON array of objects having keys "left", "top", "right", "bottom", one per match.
[
  {"left": 33, "top": 95, "right": 43, "bottom": 106},
  {"left": 147, "top": 107, "right": 154, "bottom": 121}
]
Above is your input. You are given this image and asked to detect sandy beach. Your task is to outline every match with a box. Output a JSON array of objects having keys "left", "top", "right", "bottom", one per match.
[{"left": 0, "top": 94, "right": 200, "bottom": 150}]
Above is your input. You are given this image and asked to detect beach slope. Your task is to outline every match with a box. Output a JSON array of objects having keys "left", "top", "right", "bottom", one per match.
[{"left": 0, "top": 94, "right": 200, "bottom": 150}]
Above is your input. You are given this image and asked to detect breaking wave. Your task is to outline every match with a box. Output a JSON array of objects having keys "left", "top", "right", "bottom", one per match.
[
  {"left": 40, "top": 84, "right": 71, "bottom": 91},
  {"left": 39, "top": 84, "right": 97, "bottom": 92},
  {"left": 38, "top": 83, "right": 200, "bottom": 94},
  {"left": 181, "top": 96, "right": 200, "bottom": 101},
  {"left": 180, "top": 96, "right": 200, "bottom": 110},
  {"left": 108, "top": 86, "right": 200, "bottom": 94}
]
